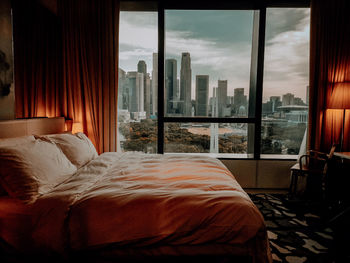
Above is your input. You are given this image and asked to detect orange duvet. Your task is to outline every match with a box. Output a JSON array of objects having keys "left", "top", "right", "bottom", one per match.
[{"left": 3, "top": 152, "right": 272, "bottom": 262}]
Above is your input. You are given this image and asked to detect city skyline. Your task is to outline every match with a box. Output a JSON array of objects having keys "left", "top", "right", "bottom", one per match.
[
  {"left": 119, "top": 9, "right": 310, "bottom": 102},
  {"left": 118, "top": 55, "right": 307, "bottom": 119}
]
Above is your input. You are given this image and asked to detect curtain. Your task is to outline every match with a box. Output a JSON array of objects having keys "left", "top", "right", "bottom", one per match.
[
  {"left": 309, "top": 0, "right": 350, "bottom": 152},
  {"left": 59, "top": 0, "right": 119, "bottom": 153},
  {"left": 13, "top": 0, "right": 63, "bottom": 118}
]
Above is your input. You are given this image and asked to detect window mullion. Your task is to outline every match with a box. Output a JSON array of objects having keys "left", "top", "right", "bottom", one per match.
[
  {"left": 253, "top": 7, "right": 266, "bottom": 160},
  {"left": 157, "top": 4, "right": 165, "bottom": 154}
]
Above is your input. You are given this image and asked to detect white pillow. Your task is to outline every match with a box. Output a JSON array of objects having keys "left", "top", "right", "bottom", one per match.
[
  {"left": 0, "top": 139, "right": 77, "bottom": 203},
  {"left": 35, "top": 132, "right": 98, "bottom": 169},
  {"left": 0, "top": 136, "right": 37, "bottom": 196},
  {"left": 0, "top": 135, "right": 35, "bottom": 147}
]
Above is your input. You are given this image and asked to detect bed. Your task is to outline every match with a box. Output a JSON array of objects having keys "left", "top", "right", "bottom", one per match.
[{"left": 0, "top": 118, "right": 272, "bottom": 263}]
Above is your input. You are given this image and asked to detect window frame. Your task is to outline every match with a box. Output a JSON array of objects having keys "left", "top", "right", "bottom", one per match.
[{"left": 120, "top": 0, "right": 310, "bottom": 160}]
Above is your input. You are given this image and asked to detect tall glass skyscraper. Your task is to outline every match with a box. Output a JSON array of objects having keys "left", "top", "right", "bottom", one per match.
[
  {"left": 180, "top": 52, "right": 192, "bottom": 116},
  {"left": 137, "top": 60, "right": 150, "bottom": 117},
  {"left": 127, "top": 72, "right": 144, "bottom": 116},
  {"left": 165, "top": 59, "right": 177, "bottom": 114},
  {"left": 218, "top": 80, "right": 228, "bottom": 117},
  {"left": 151, "top": 53, "right": 158, "bottom": 116},
  {"left": 195, "top": 75, "right": 209, "bottom": 116}
]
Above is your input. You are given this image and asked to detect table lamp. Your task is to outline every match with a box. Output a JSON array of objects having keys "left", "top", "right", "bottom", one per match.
[
  {"left": 327, "top": 82, "right": 350, "bottom": 150},
  {"left": 72, "top": 122, "right": 83, "bottom": 134}
]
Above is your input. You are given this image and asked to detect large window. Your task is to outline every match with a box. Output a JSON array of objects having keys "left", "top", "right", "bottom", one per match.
[
  {"left": 118, "top": 11, "right": 158, "bottom": 153},
  {"left": 118, "top": 2, "right": 310, "bottom": 159},
  {"left": 164, "top": 10, "right": 253, "bottom": 118},
  {"left": 261, "top": 8, "right": 310, "bottom": 158}
]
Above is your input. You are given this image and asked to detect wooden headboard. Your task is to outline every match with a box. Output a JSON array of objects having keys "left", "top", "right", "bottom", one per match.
[{"left": 0, "top": 117, "right": 65, "bottom": 139}]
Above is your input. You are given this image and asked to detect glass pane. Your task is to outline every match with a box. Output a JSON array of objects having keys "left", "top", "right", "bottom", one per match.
[
  {"left": 164, "top": 123, "right": 249, "bottom": 157},
  {"left": 165, "top": 10, "right": 254, "bottom": 117},
  {"left": 261, "top": 8, "right": 310, "bottom": 157},
  {"left": 118, "top": 12, "right": 158, "bottom": 153}
]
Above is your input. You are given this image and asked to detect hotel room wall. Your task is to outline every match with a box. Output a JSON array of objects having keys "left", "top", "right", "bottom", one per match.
[
  {"left": 221, "top": 159, "right": 293, "bottom": 189},
  {"left": 0, "top": 0, "right": 15, "bottom": 120}
]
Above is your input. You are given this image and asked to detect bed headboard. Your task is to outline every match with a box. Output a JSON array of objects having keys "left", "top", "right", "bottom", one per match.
[{"left": 0, "top": 117, "right": 65, "bottom": 139}]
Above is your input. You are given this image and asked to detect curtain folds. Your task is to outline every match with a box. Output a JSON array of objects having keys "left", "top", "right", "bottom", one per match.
[
  {"left": 13, "top": 1, "right": 63, "bottom": 118},
  {"left": 59, "top": 0, "right": 119, "bottom": 153},
  {"left": 309, "top": 0, "right": 350, "bottom": 152}
]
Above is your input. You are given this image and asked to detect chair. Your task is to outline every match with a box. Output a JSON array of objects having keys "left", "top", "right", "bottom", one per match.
[{"left": 289, "top": 144, "right": 337, "bottom": 199}]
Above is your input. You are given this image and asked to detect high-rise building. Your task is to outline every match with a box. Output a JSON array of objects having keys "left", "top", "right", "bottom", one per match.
[
  {"left": 165, "top": 59, "right": 177, "bottom": 114},
  {"left": 195, "top": 75, "right": 209, "bottom": 116},
  {"left": 151, "top": 53, "right": 158, "bottom": 116},
  {"left": 145, "top": 73, "right": 151, "bottom": 115},
  {"left": 137, "top": 60, "right": 151, "bottom": 117},
  {"left": 282, "top": 93, "right": 294, "bottom": 106},
  {"left": 127, "top": 71, "right": 144, "bottom": 118},
  {"left": 233, "top": 88, "right": 247, "bottom": 115},
  {"left": 180, "top": 52, "right": 192, "bottom": 116},
  {"left": 293, "top": 97, "right": 305, "bottom": 105},
  {"left": 210, "top": 87, "right": 219, "bottom": 153},
  {"left": 218, "top": 80, "right": 228, "bottom": 117},
  {"left": 270, "top": 96, "right": 281, "bottom": 112},
  {"left": 137, "top": 60, "right": 147, "bottom": 75},
  {"left": 118, "top": 68, "right": 128, "bottom": 110}
]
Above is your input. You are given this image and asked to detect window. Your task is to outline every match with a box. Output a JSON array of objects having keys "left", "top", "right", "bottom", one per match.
[
  {"left": 261, "top": 8, "right": 310, "bottom": 158},
  {"left": 163, "top": 10, "right": 255, "bottom": 157},
  {"left": 118, "top": 2, "right": 310, "bottom": 159},
  {"left": 118, "top": 11, "right": 158, "bottom": 153},
  {"left": 164, "top": 10, "right": 253, "bottom": 118}
]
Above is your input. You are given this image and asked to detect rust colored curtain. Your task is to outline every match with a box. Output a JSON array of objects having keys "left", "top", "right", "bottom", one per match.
[
  {"left": 13, "top": 0, "right": 63, "bottom": 118},
  {"left": 59, "top": 0, "right": 119, "bottom": 153},
  {"left": 309, "top": 0, "right": 350, "bottom": 152}
]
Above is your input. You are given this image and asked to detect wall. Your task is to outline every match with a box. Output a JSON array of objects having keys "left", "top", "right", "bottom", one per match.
[
  {"left": 0, "top": 0, "right": 15, "bottom": 120},
  {"left": 221, "top": 159, "right": 295, "bottom": 189}
]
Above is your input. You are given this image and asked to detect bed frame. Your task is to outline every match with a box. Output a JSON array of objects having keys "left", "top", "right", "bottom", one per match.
[{"left": 0, "top": 117, "right": 65, "bottom": 138}]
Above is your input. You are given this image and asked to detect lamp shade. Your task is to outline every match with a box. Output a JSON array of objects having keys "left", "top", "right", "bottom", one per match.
[
  {"left": 328, "top": 82, "right": 350, "bottom": 109},
  {"left": 72, "top": 122, "right": 83, "bottom": 134}
]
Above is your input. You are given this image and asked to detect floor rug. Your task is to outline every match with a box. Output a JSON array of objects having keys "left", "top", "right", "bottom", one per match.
[{"left": 249, "top": 193, "right": 337, "bottom": 263}]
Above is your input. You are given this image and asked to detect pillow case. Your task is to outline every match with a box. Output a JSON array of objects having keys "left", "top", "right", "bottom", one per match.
[
  {"left": 0, "top": 139, "right": 77, "bottom": 203},
  {"left": 0, "top": 135, "right": 36, "bottom": 196},
  {"left": 0, "top": 135, "right": 35, "bottom": 147},
  {"left": 35, "top": 132, "right": 98, "bottom": 169}
]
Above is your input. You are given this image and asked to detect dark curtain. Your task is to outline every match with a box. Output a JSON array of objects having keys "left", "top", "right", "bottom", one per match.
[
  {"left": 309, "top": 0, "right": 350, "bottom": 152},
  {"left": 59, "top": 0, "right": 119, "bottom": 153},
  {"left": 13, "top": 0, "right": 63, "bottom": 118}
]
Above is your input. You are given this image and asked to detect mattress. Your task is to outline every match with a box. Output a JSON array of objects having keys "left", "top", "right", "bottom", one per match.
[{"left": 0, "top": 152, "right": 271, "bottom": 263}]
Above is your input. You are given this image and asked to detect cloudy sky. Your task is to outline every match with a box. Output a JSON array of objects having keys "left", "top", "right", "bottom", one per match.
[{"left": 119, "top": 8, "right": 310, "bottom": 102}]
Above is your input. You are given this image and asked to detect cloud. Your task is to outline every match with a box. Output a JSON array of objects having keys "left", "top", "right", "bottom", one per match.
[
  {"left": 166, "top": 30, "right": 252, "bottom": 97},
  {"left": 119, "top": 9, "right": 310, "bottom": 101},
  {"left": 263, "top": 8, "right": 310, "bottom": 101},
  {"left": 119, "top": 12, "right": 158, "bottom": 50}
]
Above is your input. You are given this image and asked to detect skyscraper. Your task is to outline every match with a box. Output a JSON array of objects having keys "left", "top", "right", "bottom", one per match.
[
  {"left": 118, "top": 68, "right": 128, "bottom": 110},
  {"left": 282, "top": 93, "right": 294, "bottom": 106},
  {"left": 137, "top": 60, "right": 151, "bottom": 117},
  {"left": 137, "top": 60, "right": 147, "bottom": 75},
  {"left": 145, "top": 73, "right": 151, "bottom": 115},
  {"left": 180, "top": 52, "right": 192, "bottom": 116},
  {"left": 233, "top": 88, "right": 247, "bottom": 115},
  {"left": 151, "top": 53, "right": 158, "bottom": 116},
  {"left": 127, "top": 72, "right": 144, "bottom": 118},
  {"left": 217, "top": 80, "right": 228, "bottom": 117},
  {"left": 270, "top": 96, "right": 281, "bottom": 112},
  {"left": 195, "top": 75, "right": 209, "bottom": 116},
  {"left": 165, "top": 59, "right": 177, "bottom": 114},
  {"left": 210, "top": 87, "right": 219, "bottom": 153}
]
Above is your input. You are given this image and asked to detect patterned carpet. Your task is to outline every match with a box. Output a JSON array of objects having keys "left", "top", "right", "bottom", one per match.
[{"left": 249, "top": 193, "right": 337, "bottom": 263}]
